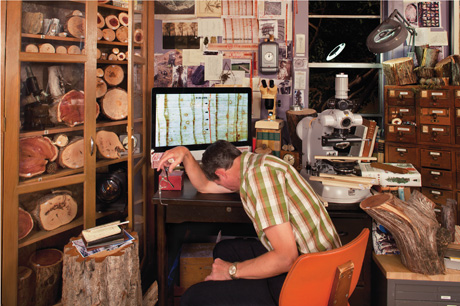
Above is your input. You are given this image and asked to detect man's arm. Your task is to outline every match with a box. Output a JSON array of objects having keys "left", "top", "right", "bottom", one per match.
[
  {"left": 157, "top": 146, "right": 232, "bottom": 193},
  {"left": 205, "top": 222, "right": 299, "bottom": 281}
]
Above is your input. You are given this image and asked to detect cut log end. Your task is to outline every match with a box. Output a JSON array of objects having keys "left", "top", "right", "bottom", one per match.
[{"left": 19, "top": 207, "right": 34, "bottom": 240}]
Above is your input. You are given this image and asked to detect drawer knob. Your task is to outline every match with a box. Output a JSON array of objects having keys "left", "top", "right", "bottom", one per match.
[
  {"left": 226, "top": 207, "right": 232, "bottom": 213},
  {"left": 432, "top": 156, "right": 438, "bottom": 161},
  {"left": 399, "top": 152, "right": 405, "bottom": 157}
]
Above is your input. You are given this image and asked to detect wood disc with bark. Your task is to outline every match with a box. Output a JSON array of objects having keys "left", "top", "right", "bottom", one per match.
[
  {"left": 96, "top": 77, "right": 108, "bottom": 98},
  {"left": 360, "top": 190, "right": 452, "bottom": 275},
  {"left": 134, "top": 29, "right": 144, "bottom": 44},
  {"left": 19, "top": 136, "right": 59, "bottom": 178},
  {"left": 49, "top": 90, "right": 100, "bottom": 127},
  {"left": 31, "top": 191, "right": 78, "bottom": 231},
  {"left": 382, "top": 57, "right": 417, "bottom": 86},
  {"left": 105, "top": 15, "right": 120, "bottom": 30},
  {"left": 119, "top": 12, "right": 129, "bottom": 26},
  {"left": 39, "top": 43, "right": 55, "bottom": 54},
  {"left": 19, "top": 207, "right": 34, "bottom": 240},
  {"left": 96, "top": 130, "right": 125, "bottom": 159},
  {"left": 66, "top": 16, "right": 85, "bottom": 38},
  {"left": 97, "top": 28, "right": 103, "bottom": 41},
  {"left": 102, "top": 28, "right": 116, "bottom": 42},
  {"left": 29, "top": 249, "right": 63, "bottom": 306},
  {"left": 97, "top": 12, "right": 105, "bottom": 28},
  {"left": 25, "top": 44, "right": 39, "bottom": 53},
  {"left": 55, "top": 45, "right": 67, "bottom": 54},
  {"left": 116, "top": 26, "right": 128, "bottom": 43},
  {"left": 67, "top": 45, "right": 81, "bottom": 55},
  {"left": 101, "top": 87, "right": 128, "bottom": 120},
  {"left": 58, "top": 137, "right": 84, "bottom": 169},
  {"left": 104, "top": 65, "right": 124, "bottom": 86},
  {"left": 61, "top": 233, "right": 142, "bottom": 306}
]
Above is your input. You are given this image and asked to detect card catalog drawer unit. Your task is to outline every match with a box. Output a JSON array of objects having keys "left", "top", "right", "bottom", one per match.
[
  {"left": 420, "top": 148, "right": 452, "bottom": 170},
  {"left": 421, "top": 168, "right": 454, "bottom": 190},
  {"left": 386, "top": 125, "right": 417, "bottom": 143},
  {"left": 386, "top": 145, "right": 419, "bottom": 169},
  {"left": 386, "top": 88, "right": 416, "bottom": 106},
  {"left": 419, "top": 125, "right": 451, "bottom": 144},
  {"left": 419, "top": 108, "right": 451, "bottom": 126},
  {"left": 422, "top": 187, "right": 454, "bottom": 206},
  {"left": 388, "top": 106, "right": 416, "bottom": 123},
  {"left": 418, "top": 89, "right": 451, "bottom": 108}
]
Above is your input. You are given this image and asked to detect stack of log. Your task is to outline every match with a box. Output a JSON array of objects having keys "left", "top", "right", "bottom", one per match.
[
  {"left": 23, "top": 10, "right": 84, "bottom": 54},
  {"left": 96, "top": 11, "right": 134, "bottom": 62}
]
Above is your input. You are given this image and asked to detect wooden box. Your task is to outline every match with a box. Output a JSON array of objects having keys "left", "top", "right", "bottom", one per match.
[{"left": 180, "top": 243, "right": 215, "bottom": 290}]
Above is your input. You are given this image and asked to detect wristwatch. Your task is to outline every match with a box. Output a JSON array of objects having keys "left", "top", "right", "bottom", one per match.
[{"left": 229, "top": 262, "right": 238, "bottom": 280}]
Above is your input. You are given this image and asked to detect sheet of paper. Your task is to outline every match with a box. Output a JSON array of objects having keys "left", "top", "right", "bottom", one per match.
[
  {"left": 205, "top": 54, "right": 223, "bottom": 81},
  {"left": 413, "top": 28, "right": 448, "bottom": 46},
  {"left": 252, "top": 91, "right": 262, "bottom": 119},
  {"left": 294, "top": 71, "right": 306, "bottom": 90},
  {"left": 183, "top": 50, "right": 204, "bottom": 66},
  {"left": 198, "top": 18, "right": 224, "bottom": 37}
]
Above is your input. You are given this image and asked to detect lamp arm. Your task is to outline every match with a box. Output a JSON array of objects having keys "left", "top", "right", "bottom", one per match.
[{"left": 389, "top": 9, "right": 417, "bottom": 53}]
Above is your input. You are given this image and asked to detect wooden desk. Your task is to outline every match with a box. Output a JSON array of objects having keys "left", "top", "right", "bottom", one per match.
[
  {"left": 372, "top": 254, "right": 460, "bottom": 306},
  {"left": 153, "top": 178, "right": 372, "bottom": 306}
]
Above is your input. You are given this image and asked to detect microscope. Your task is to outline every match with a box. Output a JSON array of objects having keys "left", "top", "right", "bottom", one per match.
[
  {"left": 255, "top": 79, "right": 284, "bottom": 129},
  {"left": 296, "top": 73, "right": 371, "bottom": 203}
]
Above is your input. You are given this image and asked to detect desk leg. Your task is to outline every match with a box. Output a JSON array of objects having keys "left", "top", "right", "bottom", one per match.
[{"left": 157, "top": 204, "right": 167, "bottom": 306}]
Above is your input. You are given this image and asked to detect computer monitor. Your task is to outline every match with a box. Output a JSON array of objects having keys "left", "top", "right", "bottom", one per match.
[{"left": 151, "top": 87, "right": 252, "bottom": 161}]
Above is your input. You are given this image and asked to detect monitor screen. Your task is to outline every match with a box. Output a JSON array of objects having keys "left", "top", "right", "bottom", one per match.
[{"left": 151, "top": 87, "right": 252, "bottom": 160}]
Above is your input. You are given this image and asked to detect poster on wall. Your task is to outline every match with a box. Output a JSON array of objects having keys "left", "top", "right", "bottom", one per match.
[
  {"left": 404, "top": 1, "right": 440, "bottom": 28},
  {"left": 154, "top": 0, "right": 196, "bottom": 19},
  {"left": 162, "top": 21, "right": 200, "bottom": 49},
  {"left": 196, "top": 0, "right": 222, "bottom": 17}
]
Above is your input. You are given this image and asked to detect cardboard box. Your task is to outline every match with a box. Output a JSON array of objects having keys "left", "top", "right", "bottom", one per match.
[
  {"left": 159, "top": 171, "right": 184, "bottom": 191},
  {"left": 359, "top": 163, "right": 422, "bottom": 187},
  {"left": 180, "top": 243, "right": 215, "bottom": 290}
]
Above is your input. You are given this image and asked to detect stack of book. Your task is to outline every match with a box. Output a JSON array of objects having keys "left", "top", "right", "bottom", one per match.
[
  {"left": 444, "top": 245, "right": 460, "bottom": 271},
  {"left": 82, "top": 220, "right": 129, "bottom": 249}
]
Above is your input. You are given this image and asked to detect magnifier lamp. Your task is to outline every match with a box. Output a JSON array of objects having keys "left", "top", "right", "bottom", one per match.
[{"left": 366, "top": 9, "right": 416, "bottom": 55}]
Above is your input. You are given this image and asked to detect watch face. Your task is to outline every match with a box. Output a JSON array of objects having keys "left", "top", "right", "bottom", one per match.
[
  {"left": 264, "top": 51, "right": 274, "bottom": 62},
  {"left": 283, "top": 153, "right": 295, "bottom": 165}
]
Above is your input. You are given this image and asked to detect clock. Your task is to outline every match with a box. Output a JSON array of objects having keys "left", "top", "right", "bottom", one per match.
[
  {"left": 280, "top": 150, "right": 301, "bottom": 170},
  {"left": 259, "top": 41, "right": 279, "bottom": 74},
  {"left": 119, "top": 134, "right": 141, "bottom": 156}
]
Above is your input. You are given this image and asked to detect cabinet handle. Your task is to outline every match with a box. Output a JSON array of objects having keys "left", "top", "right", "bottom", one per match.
[{"left": 90, "top": 137, "right": 95, "bottom": 156}]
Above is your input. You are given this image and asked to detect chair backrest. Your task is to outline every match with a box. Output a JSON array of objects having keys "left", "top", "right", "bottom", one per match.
[{"left": 279, "top": 228, "right": 370, "bottom": 306}]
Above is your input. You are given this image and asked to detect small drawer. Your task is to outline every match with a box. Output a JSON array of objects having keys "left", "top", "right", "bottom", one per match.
[
  {"left": 420, "top": 149, "right": 451, "bottom": 170},
  {"left": 418, "top": 89, "right": 451, "bottom": 107},
  {"left": 421, "top": 168, "right": 454, "bottom": 190},
  {"left": 388, "top": 106, "right": 416, "bottom": 123},
  {"left": 419, "top": 108, "right": 451, "bottom": 125},
  {"left": 386, "top": 145, "right": 419, "bottom": 169},
  {"left": 419, "top": 125, "right": 451, "bottom": 144},
  {"left": 386, "top": 125, "right": 417, "bottom": 143},
  {"left": 422, "top": 187, "right": 454, "bottom": 206},
  {"left": 387, "top": 88, "right": 416, "bottom": 106},
  {"left": 454, "top": 89, "right": 460, "bottom": 107}
]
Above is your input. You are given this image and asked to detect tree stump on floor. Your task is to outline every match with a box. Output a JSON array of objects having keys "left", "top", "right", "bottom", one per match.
[
  {"left": 360, "top": 190, "right": 451, "bottom": 275},
  {"left": 61, "top": 232, "right": 142, "bottom": 306},
  {"left": 29, "top": 248, "right": 64, "bottom": 306}
]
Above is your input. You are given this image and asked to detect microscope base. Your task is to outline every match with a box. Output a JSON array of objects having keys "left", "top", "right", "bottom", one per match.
[{"left": 255, "top": 119, "right": 284, "bottom": 129}]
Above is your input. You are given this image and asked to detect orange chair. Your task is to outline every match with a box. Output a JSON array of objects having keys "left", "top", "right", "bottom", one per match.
[{"left": 279, "top": 228, "right": 370, "bottom": 306}]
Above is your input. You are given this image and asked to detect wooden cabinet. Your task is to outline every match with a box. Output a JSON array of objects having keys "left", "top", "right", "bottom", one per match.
[
  {"left": 384, "top": 86, "right": 459, "bottom": 223},
  {"left": 1, "top": 1, "right": 151, "bottom": 304}
]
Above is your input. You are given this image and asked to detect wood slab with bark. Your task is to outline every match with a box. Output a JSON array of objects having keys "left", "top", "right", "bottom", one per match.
[
  {"left": 360, "top": 191, "right": 451, "bottom": 275},
  {"left": 58, "top": 137, "right": 84, "bottom": 169},
  {"left": 22, "top": 12, "right": 43, "bottom": 34},
  {"left": 96, "top": 77, "right": 108, "bottom": 98},
  {"left": 102, "top": 28, "right": 116, "bottom": 42},
  {"left": 19, "top": 136, "right": 58, "bottom": 178},
  {"left": 101, "top": 87, "right": 128, "bottom": 120},
  {"left": 66, "top": 16, "right": 85, "bottom": 38},
  {"left": 97, "top": 12, "right": 105, "bottom": 28},
  {"left": 25, "top": 44, "right": 39, "bottom": 53},
  {"left": 31, "top": 191, "right": 78, "bottom": 231},
  {"left": 104, "top": 65, "right": 124, "bottom": 86},
  {"left": 19, "top": 207, "right": 34, "bottom": 240},
  {"left": 96, "top": 130, "right": 125, "bottom": 159},
  {"left": 49, "top": 90, "right": 100, "bottom": 127},
  {"left": 116, "top": 26, "right": 128, "bottom": 43},
  {"left": 62, "top": 233, "right": 142, "bottom": 306},
  {"left": 383, "top": 57, "right": 417, "bottom": 86},
  {"left": 119, "top": 12, "right": 129, "bottom": 27}
]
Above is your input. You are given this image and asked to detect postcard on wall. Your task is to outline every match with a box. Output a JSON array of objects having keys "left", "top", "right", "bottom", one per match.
[
  {"left": 154, "top": 0, "right": 196, "bottom": 19},
  {"left": 417, "top": 1, "right": 440, "bottom": 28},
  {"left": 197, "top": 0, "right": 222, "bottom": 17},
  {"left": 204, "top": 53, "right": 223, "bottom": 81},
  {"left": 222, "top": 0, "right": 255, "bottom": 16},
  {"left": 231, "top": 59, "right": 252, "bottom": 78},
  {"left": 259, "top": 0, "right": 286, "bottom": 19},
  {"left": 294, "top": 71, "right": 306, "bottom": 90},
  {"left": 162, "top": 21, "right": 200, "bottom": 49},
  {"left": 187, "top": 66, "right": 209, "bottom": 87},
  {"left": 198, "top": 18, "right": 223, "bottom": 37},
  {"left": 154, "top": 50, "right": 183, "bottom": 87},
  {"left": 259, "top": 20, "right": 278, "bottom": 39}
]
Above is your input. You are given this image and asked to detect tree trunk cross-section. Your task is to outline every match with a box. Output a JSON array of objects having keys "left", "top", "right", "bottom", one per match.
[
  {"left": 31, "top": 191, "right": 78, "bottom": 231},
  {"left": 62, "top": 233, "right": 142, "bottom": 306},
  {"left": 19, "top": 136, "right": 59, "bottom": 178},
  {"left": 96, "top": 130, "right": 125, "bottom": 159},
  {"left": 382, "top": 57, "right": 417, "bottom": 86},
  {"left": 360, "top": 190, "right": 451, "bottom": 275}
]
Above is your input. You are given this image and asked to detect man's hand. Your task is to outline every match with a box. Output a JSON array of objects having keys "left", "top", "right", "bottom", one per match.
[
  {"left": 204, "top": 258, "right": 233, "bottom": 281},
  {"left": 156, "top": 146, "right": 191, "bottom": 172}
]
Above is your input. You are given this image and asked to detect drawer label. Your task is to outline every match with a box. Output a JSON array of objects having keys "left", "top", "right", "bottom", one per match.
[
  {"left": 432, "top": 127, "right": 445, "bottom": 132},
  {"left": 399, "top": 92, "right": 409, "bottom": 95},
  {"left": 396, "top": 148, "right": 407, "bottom": 152},
  {"left": 397, "top": 127, "right": 410, "bottom": 132},
  {"left": 430, "top": 190, "right": 442, "bottom": 195},
  {"left": 399, "top": 108, "right": 410, "bottom": 113},
  {"left": 421, "top": 90, "right": 428, "bottom": 97},
  {"left": 430, "top": 171, "right": 441, "bottom": 175},
  {"left": 389, "top": 90, "right": 395, "bottom": 97},
  {"left": 431, "top": 110, "right": 445, "bottom": 114},
  {"left": 431, "top": 92, "right": 444, "bottom": 96},
  {"left": 429, "top": 152, "right": 441, "bottom": 156},
  {"left": 422, "top": 126, "right": 429, "bottom": 133},
  {"left": 440, "top": 295, "right": 451, "bottom": 300}
]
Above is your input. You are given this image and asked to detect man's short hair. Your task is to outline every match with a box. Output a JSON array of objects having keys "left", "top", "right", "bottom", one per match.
[{"left": 201, "top": 140, "right": 242, "bottom": 181}]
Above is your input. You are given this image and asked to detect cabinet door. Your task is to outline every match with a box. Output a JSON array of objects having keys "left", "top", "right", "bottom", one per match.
[
  {"left": 2, "top": 1, "right": 97, "bottom": 304},
  {"left": 127, "top": 0, "right": 149, "bottom": 263}
]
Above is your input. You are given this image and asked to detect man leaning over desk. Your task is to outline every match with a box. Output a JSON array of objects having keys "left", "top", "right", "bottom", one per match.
[{"left": 157, "top": 140, "right": 341, "bottom": 306}]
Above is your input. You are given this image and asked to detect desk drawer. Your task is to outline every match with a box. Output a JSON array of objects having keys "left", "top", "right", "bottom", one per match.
[
  {"left": 386, "top": 145, "right": 419, "bottom": 169},
  {"left": 420, "top": 125, "right": 451, "bottom": 144},
  {"left": 419, "top": 108, "right": 451, "bottom": 126},
  {"left": 422, "top": 187, "right": 454, "bottom": 206},
  {"left": 386, "top": 125, "right": 417, "bottom": 143},
  {"left": 388, "top": 106, "right": 416, "bottom": 123},
  {"left": 418, "top": 89, "right": 451, "bottom": 107},
  {"left": 395, "top": 283, "right": 460, "bottom": 302},
  {"left": 387, "top": 88, "right": 416, "bottom": 106},
  {"left": 165, "top": 205, "right": 250, "bottom": 224}
]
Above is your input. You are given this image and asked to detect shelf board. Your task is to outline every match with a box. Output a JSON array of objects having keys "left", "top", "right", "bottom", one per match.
[
  {"left": 98, "top": 3, "right": 129, "bottom": 12},
  {"left": 98, "top": 59, "right": 128, "bottom": 65},
  {"left": 22, "top": 33, "right": 84, "bottom": 43},
  {"left": 20, "top": 120, "right": 128, "bottom": 137},
  {"left": 20, "top": 52, "right": 87, "bottom": 63}
]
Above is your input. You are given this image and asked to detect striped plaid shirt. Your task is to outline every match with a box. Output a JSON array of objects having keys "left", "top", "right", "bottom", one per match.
[{"left": 239, "top": 152, "right": 342, "bottom": 254}]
